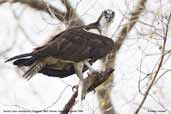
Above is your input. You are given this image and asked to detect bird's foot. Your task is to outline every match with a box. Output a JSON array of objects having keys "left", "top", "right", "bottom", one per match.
[
  {"left": 89, "top": 69, "right": 102, "bottom": 77},
  {"left": 72, "top": 85, "right": 78, "bottom": 92}
]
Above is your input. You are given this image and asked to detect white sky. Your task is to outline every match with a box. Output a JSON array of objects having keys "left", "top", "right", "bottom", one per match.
[{"left": 0, "top": 0, "right": 171, "bottom": 114}]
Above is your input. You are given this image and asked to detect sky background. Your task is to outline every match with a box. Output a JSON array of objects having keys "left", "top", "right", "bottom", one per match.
[{"left": 0, "top": 0, "right": 171, "bottom": 114}]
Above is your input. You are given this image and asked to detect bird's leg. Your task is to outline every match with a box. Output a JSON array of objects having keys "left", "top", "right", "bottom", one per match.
[
  {"left": 73, "top": 62, "right": 86, "bottom": 100},
  {"left": 73, "top": 62, "right": 84, "bottom": 80}
]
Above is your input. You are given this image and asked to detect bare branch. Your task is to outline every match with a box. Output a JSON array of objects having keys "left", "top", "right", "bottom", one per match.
[
  {"left": 60, "top": 90, "right": 78, "bottom": 114},
  {"left": 0, "top": 0, "right": 84, "bottom": 27},
  {"left": 134, "top": 10, "right": 171, "bottom": 114},
  {"left": 96, "top": 0, "right": 147, "bottom": 114},
  {"left": 113, "top": 0, "right": 147, "bottom": 56},
  {"left": 60, "top": 68, "right": 114, "bottom": 114},
  {"left": 87, "top": 68, "right": 114, "bottom": 93},
  {"left": 0, "top": 0, "right": 65, "bottom": 22},
  {"left": 61, "top": 0, "right": 84, "bottom": 26}
]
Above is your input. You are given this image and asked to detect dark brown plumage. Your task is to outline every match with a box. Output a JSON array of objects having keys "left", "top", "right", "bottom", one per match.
[
  {"left": 5, "top": 9, "right": 115, "bottom": 80},
  {"left": 6, "top": 26, "right": 114, "bottom": 77},
  {"left": 33, "top": 27, "right": 114, "bottom": 62}
]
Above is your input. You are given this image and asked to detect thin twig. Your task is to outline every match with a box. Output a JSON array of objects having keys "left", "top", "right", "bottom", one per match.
[
  {"left": 0, "top": 0, "right": 65, "bottom": 21},
  {"left": 134, "top": 11, "right": 171, "bottom": 114}
]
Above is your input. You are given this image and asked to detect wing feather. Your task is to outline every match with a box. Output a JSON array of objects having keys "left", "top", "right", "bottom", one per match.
[{"left": 33, "top": 27, "right": 114, "bottom": 62}]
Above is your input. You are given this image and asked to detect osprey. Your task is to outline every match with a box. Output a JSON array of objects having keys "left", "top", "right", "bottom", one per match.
[{"left": 5, "top": 9, "right": 115, "bottom": 81}]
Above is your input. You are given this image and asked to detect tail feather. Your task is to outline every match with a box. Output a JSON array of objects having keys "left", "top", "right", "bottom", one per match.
[
  {"left": 5, "top": 53, "right": 33, "bottom": 63},
  {"left": 23, "top": 62, "right": 45, "bottom": 80},
  {"left": 13, "top": 58, "right": 36, "bottom": 66}
]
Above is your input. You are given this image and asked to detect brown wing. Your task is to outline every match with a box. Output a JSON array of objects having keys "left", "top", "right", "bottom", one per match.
[{"left": 33, "top": 27, "right": 114, "bottom": 62}]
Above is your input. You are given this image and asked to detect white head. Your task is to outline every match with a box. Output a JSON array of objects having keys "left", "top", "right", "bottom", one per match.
[{"left": 97, "top": 9, "right": 115, "bottom": 34}]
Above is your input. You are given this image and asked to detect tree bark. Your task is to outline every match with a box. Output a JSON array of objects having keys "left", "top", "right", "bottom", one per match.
[{"left": 96, "top": 0, "right": 147, "bottom": 114}]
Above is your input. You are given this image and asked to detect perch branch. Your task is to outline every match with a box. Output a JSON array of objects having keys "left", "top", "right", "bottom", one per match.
[{"left": 60, "top": 68, "right": 114, "bottom": 114}]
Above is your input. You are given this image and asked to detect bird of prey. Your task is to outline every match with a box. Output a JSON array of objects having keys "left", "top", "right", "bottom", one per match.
[{"left": 6, "top": 9, "right": 115, "bottom": 81}]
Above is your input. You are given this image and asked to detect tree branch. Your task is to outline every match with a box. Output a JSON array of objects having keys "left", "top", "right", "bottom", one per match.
[
  {"left": 96, "top": 0, "right": 147, "bottom": 114},
  {"left": 134, "top": 11, "right": 171, "bottom": 114},
  {"left": 60, "top": 0, "right": 84, "bottom": 26},
  {"left": 0, "top": 0, "right": 65, "bottom": 21},
  {"left": 60, "top": 68, "right": 114, "bottom": 114},
  {"left": 0, "top": 0, "right": 83, "bottom": 26}
]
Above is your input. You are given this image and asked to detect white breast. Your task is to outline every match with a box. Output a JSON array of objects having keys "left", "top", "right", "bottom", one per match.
[{"left": 82, "top": 28, "right": 100, "bottom": 35}]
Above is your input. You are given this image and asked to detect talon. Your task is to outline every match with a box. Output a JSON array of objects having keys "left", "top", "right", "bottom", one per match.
[
  {"left": 93, "top": 71, "right": 102, "bottom": 77},
  {"left": 87, "top": 72, "right": 91, "bottom": 76},
  {"left": 72, "top": 85, "right": 78, "bottom": 92}
]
